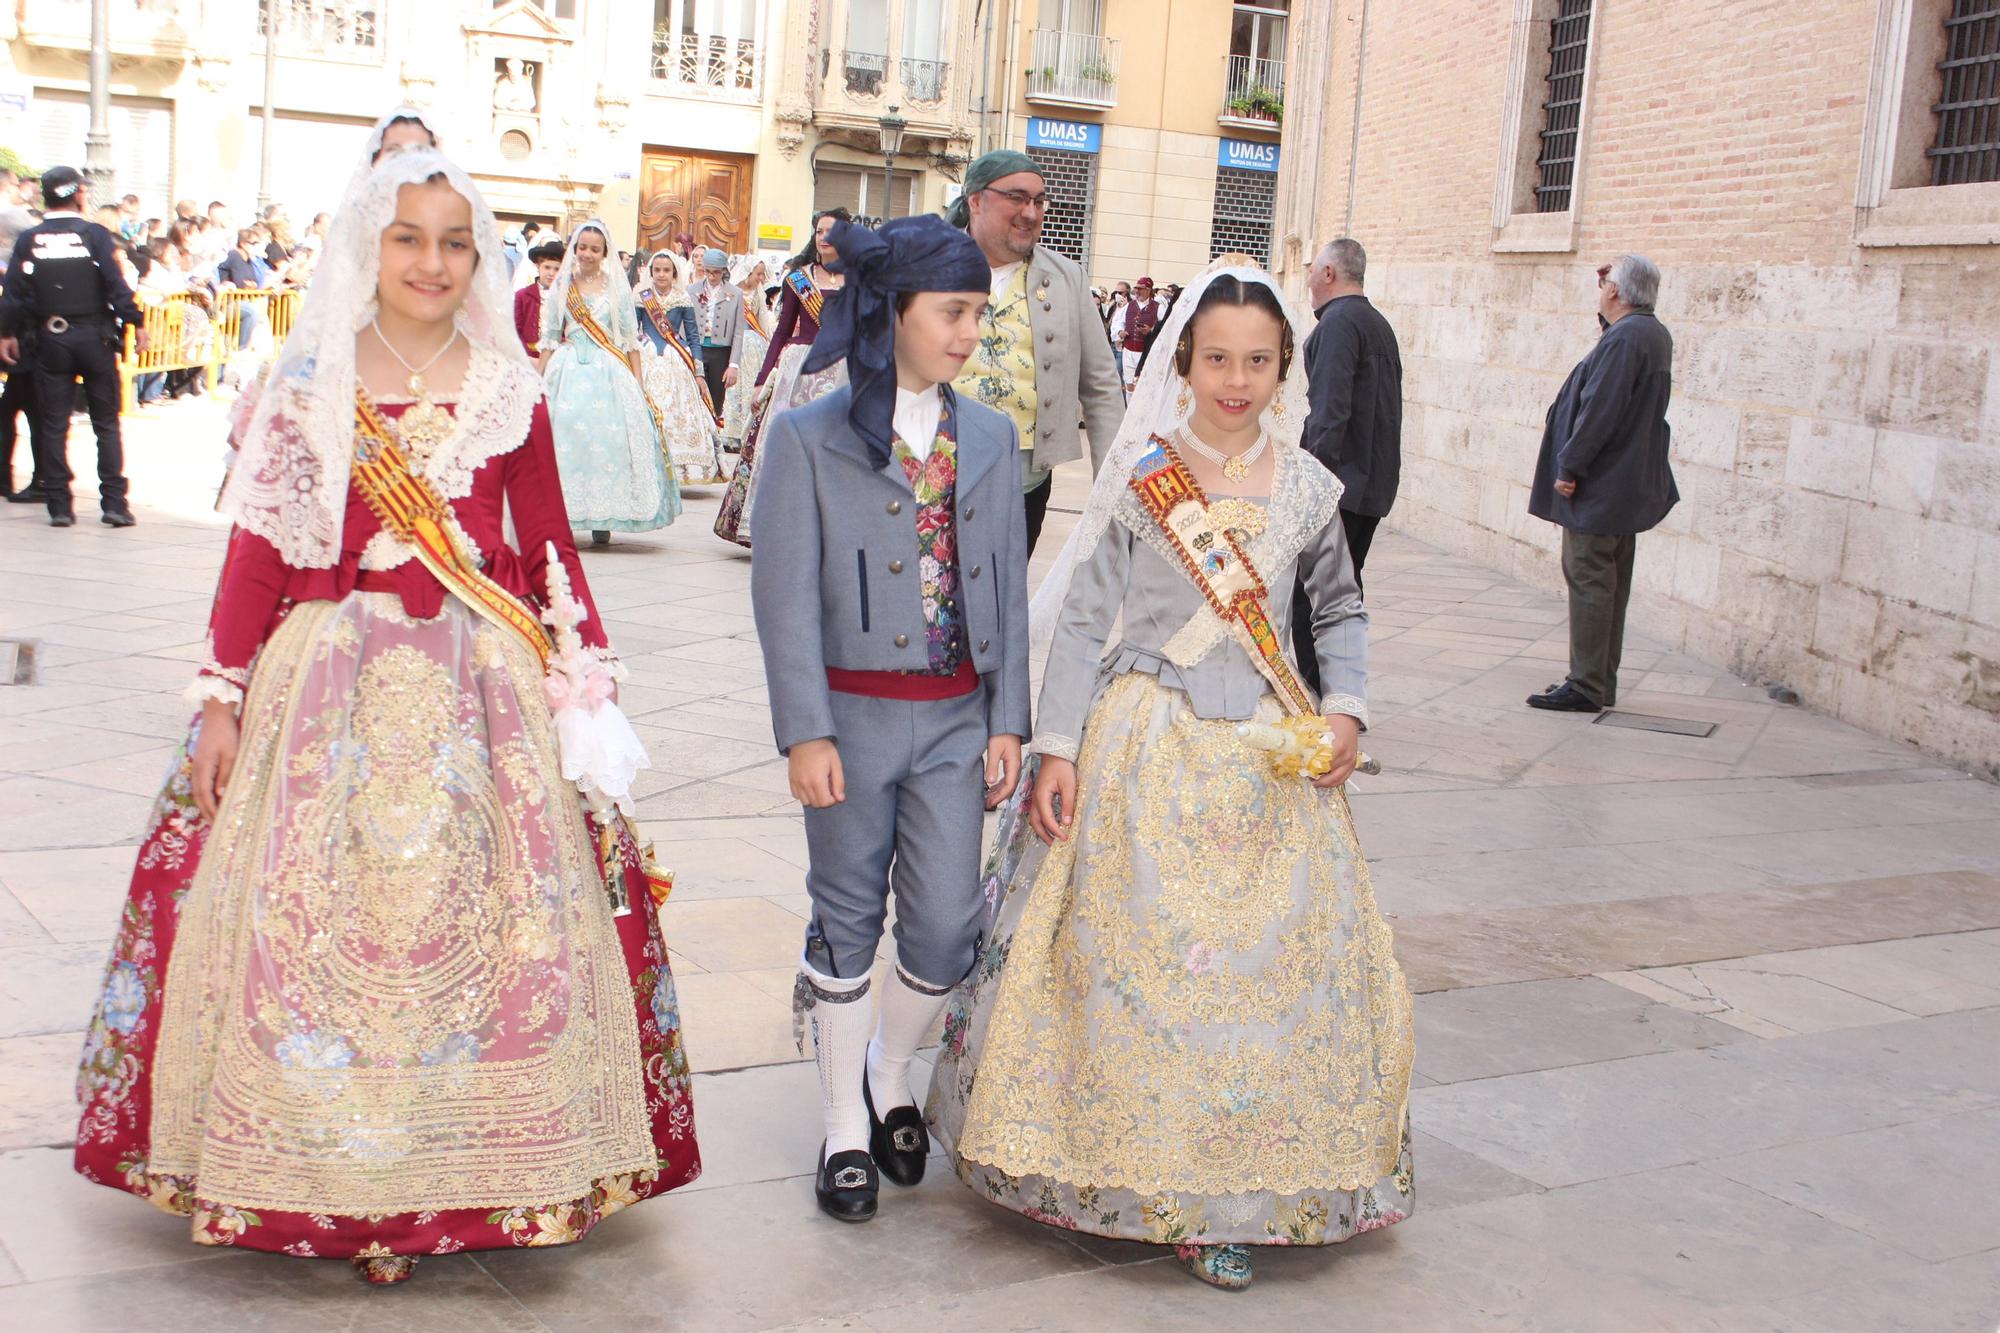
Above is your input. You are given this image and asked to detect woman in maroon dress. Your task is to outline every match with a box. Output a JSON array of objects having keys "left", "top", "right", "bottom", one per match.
[
  {"left": 73, "top": 145, "right": 699, "bottom": 1286},
  {"left": 711, "top": 207, "right": 848, "bottom": 548}
]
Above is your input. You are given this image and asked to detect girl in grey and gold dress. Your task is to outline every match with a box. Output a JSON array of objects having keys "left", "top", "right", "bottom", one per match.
[{"left": 927, "top": 262, "right": 1414, "bottom": 1291}]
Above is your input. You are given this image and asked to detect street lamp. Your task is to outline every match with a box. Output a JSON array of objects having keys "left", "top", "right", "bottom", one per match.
[{"left": 877, "top": 105, "right": 907, "bottom": 223}]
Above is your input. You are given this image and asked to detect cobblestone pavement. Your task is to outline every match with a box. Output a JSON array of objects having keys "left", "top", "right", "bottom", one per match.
[{"left": 1, "top": 399, "right": 1997, "bottom": 1330}]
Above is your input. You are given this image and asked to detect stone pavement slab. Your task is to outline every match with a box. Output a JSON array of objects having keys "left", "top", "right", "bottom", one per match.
[{"left": 1, "top": 401, "right": 1996, "bottom": 1327}]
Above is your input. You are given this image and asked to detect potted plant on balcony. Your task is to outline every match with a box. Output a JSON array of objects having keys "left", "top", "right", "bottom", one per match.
[
  {"left": 1078, "top": 58, "right": 1117, "bottom": 85},
  {"left": 1252, "top": 86, "right": 1283, "bottom": 121}
]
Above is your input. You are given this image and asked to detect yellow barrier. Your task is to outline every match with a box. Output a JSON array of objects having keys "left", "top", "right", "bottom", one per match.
[{"left": 116, "top": 288, "right": 303, "bottom": 413}]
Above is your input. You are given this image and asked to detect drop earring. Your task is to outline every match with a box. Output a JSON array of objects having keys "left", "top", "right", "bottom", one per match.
[{"left": 1175, "top": 385, "right": 1193, "bottom": 417}]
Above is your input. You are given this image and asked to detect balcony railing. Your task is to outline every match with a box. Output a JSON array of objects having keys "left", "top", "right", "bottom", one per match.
[
  {"left": 1221, "top": 53, "right": 1284, "bottom": 125},
  {"left": 651, "top": 29, "right": 760, "bottom": 99},
  {"left": 842, "top": 49, "right": 889, "bottom": 98},
  {"left": 22, "top": 0, "right": 192, "bottom": 57},
  {"left": 1025, "top": 29, "right": 1119, "bottom": 109},
  {"left": 900, "top": 57, "right": 947, "bottom": 105},
  {"left": 258, "top": 0, "right": 382, "bottom": 60}
]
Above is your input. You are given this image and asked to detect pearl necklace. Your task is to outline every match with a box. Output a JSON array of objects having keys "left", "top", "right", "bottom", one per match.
[{"left": 1179, "top": 426, "right": 1269, "bottom": 484}]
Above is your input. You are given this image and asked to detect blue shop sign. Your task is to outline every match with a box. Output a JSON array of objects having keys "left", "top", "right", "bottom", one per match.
[
  {"left": 1027, "top": 117, "right": 1102, "bottom": 154},
  {"left": 1218, "top": 138, "right": 1281, "bottom": 173}
]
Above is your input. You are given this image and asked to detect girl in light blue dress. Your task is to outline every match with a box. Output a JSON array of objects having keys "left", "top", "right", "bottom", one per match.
[{"left": 539, "top": 219, "right": 679, "bottom": 545}]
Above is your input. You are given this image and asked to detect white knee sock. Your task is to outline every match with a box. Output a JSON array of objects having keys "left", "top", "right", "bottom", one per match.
[
  {"left": 866, "top": 961, "right": 955, "bottom": 1112},
  {"left": 799, "top": 955, "right": 874, "bottom": 1160}
]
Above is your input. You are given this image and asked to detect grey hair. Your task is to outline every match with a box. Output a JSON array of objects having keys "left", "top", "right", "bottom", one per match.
[
  {"left": 1318, "top": 237, "right": 1367, "bottom": 285},
  {"left": 1607, "top": 253, "right": 1659, "bottom": 308}
]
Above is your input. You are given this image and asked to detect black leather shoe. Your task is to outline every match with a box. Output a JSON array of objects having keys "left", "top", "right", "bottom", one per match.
[
  {"left": 100, "top": 505, "right": 136, "bottom": 528},
  {"left": 7, "top": 485, "right": 50, "bottom": 504},
  {"left": 815, "top": 1143, "right": 879, "bottom": 1222},
  {"left": 1527, "top": 682, "right": 1603, "bottom": 713},
  {"left": 49, "top": 511, "right": 74, "bottom": 528},
  {"left": 864, "top": 1073, "right": 930, "bottom": 1187}
]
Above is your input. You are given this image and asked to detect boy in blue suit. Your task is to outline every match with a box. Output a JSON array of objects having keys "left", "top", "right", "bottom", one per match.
[{"left": 751, "top": 217, "right": 1030, "bottom": 1223}]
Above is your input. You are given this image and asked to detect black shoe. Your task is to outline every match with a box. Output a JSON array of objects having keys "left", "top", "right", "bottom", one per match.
[
  {"left": 1527, "top": 681, "right": 1602, "bottom": 713},
  {"left": 815, "top": 1142, "right": 879, "bottom": 1222},
  {"left": 864, "top": 1072, "right": 930, "bottom": 1188},
  {"left": 100, "top": 505, "right": 136, "bottom": 528},
  {"left": 7, "top": 485, "right": 49, "bottom": 504},
  {"left": 49, "top": 511, "right": 74, "bottom": 528}
]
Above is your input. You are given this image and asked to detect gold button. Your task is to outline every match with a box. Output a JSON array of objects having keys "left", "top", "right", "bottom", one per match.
[
  {"left": 894, "top": 634, "right": 909, "bottom": 648},
  {"left": 887, "top": 500, "right": 902, "bottom": 515},
  {"left": 969, "top": 564, "right": 982, "bottom": 579},
  {"left": 979, "top": 638, "right": 990, "bottom": 652},
  {"left": 888, "top": 559, "right": 905, "bottom": 574}
]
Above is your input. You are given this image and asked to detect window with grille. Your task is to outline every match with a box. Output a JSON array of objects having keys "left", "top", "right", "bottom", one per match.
[
  {"left": 1025, "top": 145, "right": 1097, "bottom": 267},
  {"left": 1534, "top": 0, "right": 1592, "bottom": 213},
  {"left": 1208, "top": 166, "right": 1277, "bottom": 266},
  {"left": 1930, "top": 0, "right": 2000, "bottom": 185}
]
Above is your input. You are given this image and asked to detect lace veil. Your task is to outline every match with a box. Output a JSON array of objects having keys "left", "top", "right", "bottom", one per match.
[
  {"left": 220, "top": 143, "right": 529, "bottom": 569},
  {"left": 1030, "top": 259, "right": 1320, "bottom": 651},
  {"left": 542, "top": 219, "right": 635, "bottom": 348}
]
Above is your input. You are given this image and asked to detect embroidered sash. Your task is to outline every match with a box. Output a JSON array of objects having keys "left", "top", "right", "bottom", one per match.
[
  {"left": 1126, "top": 437, "right": 1318, "bottom": 719},
  {"left": 786, "top": 267, "right": 824, "bottom": 324},
  {"left": 565, "top": 283, "right": 670, "bottom": 448},
  {"left": 639, "top": 289, "right": 719, "bottom": 421},
  {"left": 351, "top": 389, "right": 675, "bottom": 909}
]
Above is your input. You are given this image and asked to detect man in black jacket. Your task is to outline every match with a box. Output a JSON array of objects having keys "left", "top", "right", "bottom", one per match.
[
  {"left": 1526, "top": 254, "right": 1678, "bottom": 713},
  {"left": 1292, "top": 237, "right": 1402, "bottom": 694},
  {"left": 0, "top": 166, "right": 147, "bottom": 527}
]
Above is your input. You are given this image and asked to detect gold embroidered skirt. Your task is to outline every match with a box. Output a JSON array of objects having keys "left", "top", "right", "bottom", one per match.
[
  {"left": 928, "top": 671, "right": 1415, "bottom": 1246},
  {"left": 147, "top": 593, "right": 659, "bottom": 1219}
]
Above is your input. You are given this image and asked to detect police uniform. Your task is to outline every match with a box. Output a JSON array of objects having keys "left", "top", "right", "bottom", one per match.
[
  {"left": 0, "top": 192, "right": 43, "bottom": 498},
  {"left": 0, "top": 166, "right": 142, "bottom": 526}
]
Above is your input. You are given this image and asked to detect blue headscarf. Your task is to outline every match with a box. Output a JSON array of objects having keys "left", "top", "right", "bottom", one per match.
[{"left": 803, "top": 216, "right": 991, "bottom": 468}]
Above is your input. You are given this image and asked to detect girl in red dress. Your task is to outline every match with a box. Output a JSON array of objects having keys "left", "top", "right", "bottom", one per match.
[{"left": 72, "top": 145, "right": 699, "bottom": 1285}]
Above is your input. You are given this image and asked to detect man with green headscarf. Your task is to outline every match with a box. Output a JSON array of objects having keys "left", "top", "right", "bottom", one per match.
[{"left": 946, "top": 150, "right": 1124, "bottom": 553}]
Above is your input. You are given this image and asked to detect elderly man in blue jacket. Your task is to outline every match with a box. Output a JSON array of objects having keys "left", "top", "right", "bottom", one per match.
[{"left": 1527, "top": 253, "right": 1678, "bottom": 713}]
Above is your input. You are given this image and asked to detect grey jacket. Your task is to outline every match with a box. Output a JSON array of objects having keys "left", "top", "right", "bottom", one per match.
[
  {"left": 1529, "top": 311, "right": 1679, "bottom": 536},
  {"left": 691, "top": 277, "right": 748, "bottom": 366},
  {"left": 1032, "top": 447, "right": 1369, "bottom": 760},
  {"left": 750, "top": 385, "right": 1033, "bottom": 754},
  {"left": 1020, "top": 244, "right": 1126, "bottom": 472}
]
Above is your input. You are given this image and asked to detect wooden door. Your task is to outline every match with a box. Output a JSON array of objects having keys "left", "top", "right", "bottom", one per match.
[{"left": 639, "top": 151, "right": 753, "bottom": 254}]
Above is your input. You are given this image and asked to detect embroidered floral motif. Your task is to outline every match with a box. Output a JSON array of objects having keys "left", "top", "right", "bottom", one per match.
[{"left": 894, "top": 423, "right": 966, "bottom": 675}]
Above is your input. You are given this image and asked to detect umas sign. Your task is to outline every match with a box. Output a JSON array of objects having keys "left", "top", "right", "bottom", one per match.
[
  {"left": 1026, "top": 118, "right": 1103, "bottom": 154},
  {"left": 1218, "top": 139, "right": 1280, "bottom": 173}
]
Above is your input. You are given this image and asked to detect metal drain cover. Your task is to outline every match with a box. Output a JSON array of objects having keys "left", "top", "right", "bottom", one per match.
[{"left": 1593, "top": 710, "right": 1718, "bottom": 738}]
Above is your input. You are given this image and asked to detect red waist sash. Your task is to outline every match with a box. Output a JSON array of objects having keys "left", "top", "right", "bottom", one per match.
[{"left": 826, "top": 658, "right": 979, "bottom": 701}]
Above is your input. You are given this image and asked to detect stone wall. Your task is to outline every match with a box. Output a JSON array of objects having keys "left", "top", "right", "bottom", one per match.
[{"left": 1280, "top": 0, "right": 2000, "bottom": 777}]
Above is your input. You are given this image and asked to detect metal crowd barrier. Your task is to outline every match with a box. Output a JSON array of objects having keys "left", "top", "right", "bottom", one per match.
[{"left": 116, "top": 288, "right": 302, "bottom": 413}]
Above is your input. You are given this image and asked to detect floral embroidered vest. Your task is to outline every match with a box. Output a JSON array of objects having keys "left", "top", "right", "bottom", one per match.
[
  {"left": 892, "top": 413, "right": 967, "bottom": 676},
  {"left": 952, "top": 262, "right": 1036, "bottom": 454}
]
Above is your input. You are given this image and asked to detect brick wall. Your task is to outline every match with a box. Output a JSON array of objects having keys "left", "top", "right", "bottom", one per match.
[{"left": 1290, "top": 0, "right": 2000, "bottom": 777}]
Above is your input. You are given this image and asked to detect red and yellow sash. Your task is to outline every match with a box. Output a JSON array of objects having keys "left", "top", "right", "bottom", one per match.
[
  {"left": 639, "top": 289, "right": 719, "bottom": 422},
  {"left": 1127, "top": 437, "right": 1318, "bottom": 719},
  {"left": 565, "top": 283, "right": 670, "bottom": 449},
  {"left": 350, "top": 389, "right": 675, "bottom": 909},
  {"left": 786, "top": 266, "right": 824, "bottom": 324}
]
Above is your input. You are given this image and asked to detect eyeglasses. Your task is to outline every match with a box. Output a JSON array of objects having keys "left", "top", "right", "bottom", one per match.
[
  {"left": 983, "top": 186, "right": 1050, "bottom": 212},
  {"left": 1595, "top": 264, "right": 1612, "bottom": 288}
]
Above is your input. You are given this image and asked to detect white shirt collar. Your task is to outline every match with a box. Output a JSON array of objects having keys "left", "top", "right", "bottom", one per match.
[
  {"left": 894, "top": 383, "right": 942, "bottom": 461},
  {"left": 989, "top": 260, "right": 1024, "bottom": 301}
]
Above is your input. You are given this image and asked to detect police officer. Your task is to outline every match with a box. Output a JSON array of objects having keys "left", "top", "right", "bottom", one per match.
[
  {"left": 0, "top": 165, "right": 43, "bottom": 501},
  {"left": 0, "top": 165, "right": 147, "bottom": 527}
]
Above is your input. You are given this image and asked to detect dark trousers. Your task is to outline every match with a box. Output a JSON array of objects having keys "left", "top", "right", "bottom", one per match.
[
  {"left": 1, "top": 361, "right": 38, "bottom": 492},
  {"left": 1292, "top": 507, "right": 1381, "bottom": 697},
  {"left": 1561, "top": 528, "right": 1637, "bottom": 707},
  {"left": 1024, "top": 473, "right": 1053, "bottom": 556},
  {"left": 33, "top": 325, "right": 127, "bottom": 512},
  {"left": 700, "top": 344, "right": 731, "bottom": 419}
]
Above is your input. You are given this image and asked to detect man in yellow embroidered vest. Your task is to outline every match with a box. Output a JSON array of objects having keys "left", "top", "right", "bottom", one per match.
[{"left": 947, "top": 151, "right": 1125, "bottom": 554}]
